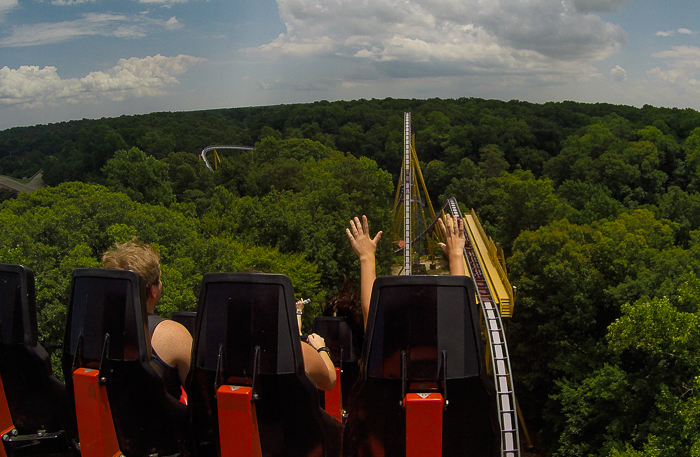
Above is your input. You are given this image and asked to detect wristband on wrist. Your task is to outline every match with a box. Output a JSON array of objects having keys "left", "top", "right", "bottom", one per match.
[
  {"left": 296, "top": 310, "right": 302, "bottom": 315},
  {"left": 316, "top": 346, "right": 331, "bottom": 357}
]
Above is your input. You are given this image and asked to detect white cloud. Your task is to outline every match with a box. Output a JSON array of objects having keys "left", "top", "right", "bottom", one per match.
[
  {"left": 648, "top": 46, "right": 700, "bottom": 93},
  {"left": 136, "top": 0, "right": 188, "bottom": 5},
  {"left": 51, "top": 0, "right": 96, "bottom": 5},
  {"left": 0, "top": 12, "right": 178, "bottom": 47},
  {"left": 0, "top": 54, "right": 204, "bottom": 107},
  {"left": 254, "top": 0, "right": 626, "bottom": 83},
  {"left": 610, "top": 64, "right": 626, "bottom": 81},
  {"left": 259, "top": 34, "right": 335, "bottom": 57},
  {"left": 657, "top": 28, "right": 695, "bottom": 37},
  {"left": 0, "top": 0, "right": 18, "bottom": 21},
  {"left": 165, "top": 16, "right": 182, "bottom": 30}
]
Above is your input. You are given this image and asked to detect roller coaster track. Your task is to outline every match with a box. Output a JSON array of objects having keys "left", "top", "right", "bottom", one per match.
[
  {"left": 447, "top": 198, "right": 520, "bottom": 457},
  {"left": 200, "top": 145, "right": 254, "bottom": 171},
  {"left": 394, "top": 111, "right": 521, "bottom": 456}
]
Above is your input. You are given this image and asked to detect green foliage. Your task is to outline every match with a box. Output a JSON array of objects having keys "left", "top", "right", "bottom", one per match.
[
  {"left": 3, "top": 98, "right": 700, "bottom": 454},
  {"left": 554, "top": 364, "right": 633, "bottom": 457},
  {"left": 556, "top": 180, "right": 625, "bottom": 225},
  {"left": 510, "top": 210, "right": 700, "bottom": 451},
  {"left": 555, "top": 279, "right": 700, "bottom": 457},
  {"left": 103, "top": 147, "right": 175, "bottom": 206},
  {"left": 0, "top": 182, "right": 323, "bottom": 373},
  {"left": 163, "top": 151, "right": 215, "bottom": 205},
  {"left": 200, "top": 138, "right": 394, "bottom": 293},
  {"left": 446, "top": 169, "right": 561, "bottom": 253}
]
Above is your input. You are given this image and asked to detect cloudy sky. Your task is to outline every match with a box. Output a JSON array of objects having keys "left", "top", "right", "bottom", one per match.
[{"left": 0, "top": 0, "right": 698, "bottom": 130}]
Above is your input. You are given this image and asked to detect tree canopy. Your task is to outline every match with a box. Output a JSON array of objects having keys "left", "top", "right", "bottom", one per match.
[{"left": 2, "top": 97, "right": 700, "bottom": 455}]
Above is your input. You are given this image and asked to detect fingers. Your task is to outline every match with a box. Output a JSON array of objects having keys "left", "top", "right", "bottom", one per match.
[
  {"left": 441, "top": 214, "right": 463, "bottom": 238},
  {"left": 440, "top": 214, "right": 455, "bottom": 238},
  {"left": 444, "top": 214, "right": 455, "bottom": 234},
  {"left": 350, "top": 217, "right": 360, "bottom": 237},
  {"left": 347, "top": 215, "right": 381, "bottom": 255},
  {"left": 348, "top": 215, "right": 372, "bottom": 240},
  {"left": 306, "top": 333, "right": 325, "bottom": 350}
]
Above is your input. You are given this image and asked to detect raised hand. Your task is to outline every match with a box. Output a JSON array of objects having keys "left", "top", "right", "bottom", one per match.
[
  {"left": 346, "top": 215, "right": 382, "bottom": 262},
  {"left": 438, "top": 213, "right": 467, "bottom": 276},
  {"left": 346, "top": 215, "right": 382, "bottom": 330}
]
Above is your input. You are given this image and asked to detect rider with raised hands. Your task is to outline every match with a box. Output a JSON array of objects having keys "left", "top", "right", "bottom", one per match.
[
  {"left": 345, "top": 215, "right": 382, "bottom": 330},
  {"left": 437, "top": 213, "right": 467, "bottom": 276},
  {"left": 346, "top": 213, "right": 468, "bottom": 329}
]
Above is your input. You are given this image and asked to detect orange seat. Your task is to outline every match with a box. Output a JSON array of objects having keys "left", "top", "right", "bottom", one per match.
[
  {"left": 63, "top": 268, "right": 190, "bottom": 457},
  {"left": 186, "top": 273, "right": 342, "bottom": 457}
]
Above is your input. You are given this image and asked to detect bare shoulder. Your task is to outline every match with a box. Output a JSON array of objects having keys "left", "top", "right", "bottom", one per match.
[
  {"left": 155, "top": 319, "right": 191, "bottom": 339},
  {"left": 151, "top": 319, "right": 193, "bottom": 365}
]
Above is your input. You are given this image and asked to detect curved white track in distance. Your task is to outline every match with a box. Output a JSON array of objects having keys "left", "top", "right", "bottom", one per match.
[{"left": 200, "top": 145, "right": 254, "bottom": 171}]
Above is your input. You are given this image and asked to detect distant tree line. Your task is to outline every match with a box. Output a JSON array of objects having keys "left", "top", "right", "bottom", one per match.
[{"left": 2, "top": 97, "right": 700, "bottom": 456}]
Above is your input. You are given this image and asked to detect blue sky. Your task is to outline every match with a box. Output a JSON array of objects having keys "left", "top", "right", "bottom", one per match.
[{"left": 0, "top": 0, "right": 698, "bottom": 131}]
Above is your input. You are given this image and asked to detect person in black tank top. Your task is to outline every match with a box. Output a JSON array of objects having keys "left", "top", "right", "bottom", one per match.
[
  {"left": 147, "top": 314, "right": 186, "bottom": 399},
  {"left": 102, "top": 240, "right": 193, "bottom": 401}
]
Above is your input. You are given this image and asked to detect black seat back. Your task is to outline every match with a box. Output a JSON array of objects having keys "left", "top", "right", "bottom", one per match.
[
  {"left": 187, "top": 273, "right": 341, "bottom": 457},
  {"left": 0, "top": 264, "right": 79, "bottom": 456},
  {"left": 62, "top": 268, "right": 187, "bottom": 456},
  {"left": 171, "top": 311, "right": 196, "bottom": 336},
  {"left": 312, "top": 317, "right": 357, "bottom": 365},
  {"left": 312, "top": 316, "right": 361, "bottom": 412},
  {"left": 344, "top": 275, "right": 500, "bottom": 457}
]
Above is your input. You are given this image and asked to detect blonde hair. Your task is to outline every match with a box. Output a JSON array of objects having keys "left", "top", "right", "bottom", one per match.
[{"left": 102, "top": 239, "right": 161, "bottom": 288}]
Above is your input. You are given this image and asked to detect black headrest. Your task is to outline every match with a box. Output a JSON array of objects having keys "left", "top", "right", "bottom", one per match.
[
  {"left": 64, "top": 269, "right": 150, "bottom": 367},
  {"left": 193, "top": 273, "right": 302, "bottom": 380},
  {"left": 170, "top": 311, "right": 196, "bottom": 336},
  {"left": 0, "top": 264, "right": 37, "bottom": 347},
  {"left": 312, "top": 316, "right": 357, "bottom": 363},
  {"left": 363, "top": 275, "right": 481, "bottom": 381}
]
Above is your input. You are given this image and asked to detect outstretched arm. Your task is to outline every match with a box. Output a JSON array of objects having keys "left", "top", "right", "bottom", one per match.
[
  {"left": 302, "top": 334, "right": 337, "bottom": 391},
  {"left": 346, "top": 215, "right": 382, "bottom": 330},
  {"left": 438, "top": 214, "right": 467, "bottom": 276},
  {"left": 296, "top": 299, "right": 305, "bottom": 336}
]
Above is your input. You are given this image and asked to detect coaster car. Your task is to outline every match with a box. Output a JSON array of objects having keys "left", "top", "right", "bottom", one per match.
[
  {"left": 0, "top": 264, "right": 79, "bottom": 457},
  {"left": 343, "top": 275, "right": 500, "bottom": 457},
  {"left": 63, "top": 268, "right": 189, "bottom": 457},
  {"left": 186, "top": 273, "right": 342, "bottom": 457}
]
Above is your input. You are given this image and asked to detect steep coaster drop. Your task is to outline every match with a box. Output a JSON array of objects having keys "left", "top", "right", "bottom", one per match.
[{"left": 392, "top": 112, "right": 524, "bottom": 457}]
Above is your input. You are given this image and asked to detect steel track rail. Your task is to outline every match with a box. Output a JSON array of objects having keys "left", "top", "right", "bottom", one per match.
[
  {"left": 403, "top": 113, "right": 412, "bottom": 275},
  {"left": 447, "top": 197, "right": 520, "bottom": 457}
]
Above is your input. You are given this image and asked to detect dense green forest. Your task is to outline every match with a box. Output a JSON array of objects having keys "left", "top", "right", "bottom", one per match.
[{"left": 2, "top": 97, "right": 700, "bottom": 456}]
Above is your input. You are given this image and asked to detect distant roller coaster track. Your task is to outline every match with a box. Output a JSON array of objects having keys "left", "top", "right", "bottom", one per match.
[{"left": 199, "top": 145, "right": 254, "bottom": 171}]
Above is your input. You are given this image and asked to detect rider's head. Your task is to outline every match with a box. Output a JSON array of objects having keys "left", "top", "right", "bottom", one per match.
[{"left": 102, "top": 239, "right": 162, "bottom": 308}]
